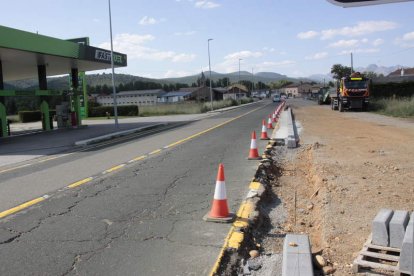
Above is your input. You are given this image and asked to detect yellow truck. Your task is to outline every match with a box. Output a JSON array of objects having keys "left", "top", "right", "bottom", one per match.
[{"left": 330, "top": 72, "right": 371, "bottom": 112}]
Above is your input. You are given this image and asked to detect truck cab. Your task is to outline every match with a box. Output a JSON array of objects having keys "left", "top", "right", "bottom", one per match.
[{"left": 331, "top": 72, "right": 370, "bottom": 112}]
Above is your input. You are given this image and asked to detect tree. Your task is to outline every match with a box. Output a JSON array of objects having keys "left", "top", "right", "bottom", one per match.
[
  {"left": 363, "top": 71, "right": 384, "bottom": 79},
  {"left": 328, "top": 81, "right": 335, "bottom": 87},
  {"left": 331, "top": 64, "right": 352, "bottom": 80}
]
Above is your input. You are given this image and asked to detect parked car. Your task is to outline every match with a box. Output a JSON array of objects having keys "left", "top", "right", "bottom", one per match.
[{"left": 272, "top": 95, "right": 281, "bottom": 102}]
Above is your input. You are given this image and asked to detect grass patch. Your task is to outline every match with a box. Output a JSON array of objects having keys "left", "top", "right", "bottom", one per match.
[
  {"left": 370, "top": 97, "right": 414, "bottom": 118},
  {"left": 139, "top": 102, "right": 204, "bottom": 116}
]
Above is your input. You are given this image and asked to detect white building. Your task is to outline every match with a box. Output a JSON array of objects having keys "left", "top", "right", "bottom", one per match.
[{"left": 96, "top": 89, "right": 164, "bottom": 107}]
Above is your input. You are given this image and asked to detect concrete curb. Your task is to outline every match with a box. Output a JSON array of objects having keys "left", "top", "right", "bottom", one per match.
[{"left": 74, "top": 123, "right": 168, "bottom": 146}]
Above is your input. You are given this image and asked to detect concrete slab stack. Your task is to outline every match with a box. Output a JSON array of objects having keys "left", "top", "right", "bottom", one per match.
[
  {"left": 390, "top": 210, "right": 410, "bottom": 248},
  {"left": 372, "top": 208, "right": 394, "bottom": 246}
]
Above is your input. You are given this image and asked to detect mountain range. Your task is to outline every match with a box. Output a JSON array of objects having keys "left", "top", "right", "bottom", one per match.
[{"left": 4, "top": 64, "right": 407, "bottom": 90}]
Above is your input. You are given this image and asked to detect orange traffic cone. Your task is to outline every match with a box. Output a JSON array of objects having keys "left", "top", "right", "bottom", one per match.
[
  {"left": 267, "top": 115, "right": 274, "bottom": 129},
  {"left": 248, "top": 131, "right": 262, "bottom": 159},
  {"left": 272, "top": 112, "right": 277, "bottom": 123},
  {"left": 260, "top": 120, "right": 269, "bottom": 140},
  {"left": 203, "top": 164, "right": 234, "bottom": 223}
]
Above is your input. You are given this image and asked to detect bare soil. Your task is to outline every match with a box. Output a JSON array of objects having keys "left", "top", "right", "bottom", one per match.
[{"left": 277, "top": 101, "right": 414, "bottom": 275}]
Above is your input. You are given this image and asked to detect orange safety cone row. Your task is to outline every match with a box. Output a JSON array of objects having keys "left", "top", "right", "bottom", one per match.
[
  {"left": 260, "top": 120, "right": 269, "bottom": 140},
  {"left": 267, "top": 115, "right": 274, "bottom": 129},
  {"left": 248, "top": 131, "right": 262, "bottom": 159},
  {"left": 272, "top": 112, "right": 277, "bottom": 123},
  {"left": 203, "top": 164, "right": 234, "bottom": 223}
]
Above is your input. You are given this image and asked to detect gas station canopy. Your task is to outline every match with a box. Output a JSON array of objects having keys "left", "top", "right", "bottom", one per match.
[{"left": 0, "top": 25, "right": 127, "bottom": 81}]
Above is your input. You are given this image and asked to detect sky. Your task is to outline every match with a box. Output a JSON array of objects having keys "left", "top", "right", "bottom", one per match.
[{"left": 1, "top": 0, "right": 414, "bottom": 79}]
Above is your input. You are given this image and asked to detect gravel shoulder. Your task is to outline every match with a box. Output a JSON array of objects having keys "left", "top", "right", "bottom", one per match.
[{"left": 275, "top": 99, "right": 414, "bottom": 274}]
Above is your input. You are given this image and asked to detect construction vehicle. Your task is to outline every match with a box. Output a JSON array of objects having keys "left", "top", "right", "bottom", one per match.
[
  {"left": 317, "top": 87, "right": 331, "bottom": 105},
  {"left": 330, "top": 72, "right": 370, "bottom": 112}
]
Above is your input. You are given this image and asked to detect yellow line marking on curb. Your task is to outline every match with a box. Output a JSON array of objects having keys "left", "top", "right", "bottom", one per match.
[
  {"left": 209, "top": 226, "right": 235, "bottom": 276},
  {"left": 233, "top": 201, "right": 255, "bottom": 228},
  {"left": 67, "top": 177, "right": 93, "bottom": 188},
  {"left": 148, "top": 149, "right": 162, "bottom": 155},
  {"left": 249, "top": 181, "right": 261, "bottom": 190},
  {"left": 0, "top": 197, "right": 45, "bottom": 219},
  {"left": 227, "top": 231, "right": 244, "bottom": 249},
  {"left": 104, "top": 164, "right": 125, "bottom": 173}
]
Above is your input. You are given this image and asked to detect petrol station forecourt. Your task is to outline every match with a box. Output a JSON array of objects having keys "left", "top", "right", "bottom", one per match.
[{"left": 0, "top": 25, "right": 127, "bottom": 138}]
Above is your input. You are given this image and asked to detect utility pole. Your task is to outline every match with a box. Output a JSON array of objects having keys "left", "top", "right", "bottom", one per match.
[
  {"left": 238, "top": 58, "right": 242, "bottom": 103},
  {"left": 351, "top": 52, "right": 354, "bottom": 74},
  {"left": 108, "top": 0, "right": 118, "bottom": 128},
  {"left": 208, "top": 38, "right": 213, "bottom": 111}
]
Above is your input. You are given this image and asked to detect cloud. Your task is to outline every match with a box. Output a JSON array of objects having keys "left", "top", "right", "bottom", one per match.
[
  {"left": 195, "top": 1, "right": 220, "bottom": 9},
  {"left": 139, "top": 16, "right": 158, "bottom": 25},
  {"left": 320, "top": 21, "right": 398, "bottom": 40},
  {"left": 297, "top": 31, "right": 319, "bottom": 39},
  {"left": 224, "top": 50, "right": 263, "bottom": 60},
  {"left": 402, "top": 31, "right": 414, "bottom": 41},
  {"left": 174, "top": 31, "right": 197, "bottom": 36},
  {"left": 164, "top": 70, "right": 195, "bottom": 78},
  {"left": 395, "top": 31, "right": 414, "bottom": 48},
  {"left": 339, "top": 48, "right": 380, "bottom": 55},
  {"left": 372, "top": 38, "right": 384, "bottom": 46},
  {"left": 98, "top": 33, "right": 196, "bottom": 62},
  {"left": 305, "top": 52, "right": 328, "bottom": 60},
  {"left": 329, "top": 39, "right": 359, "bottom": 48},
  {"left": 254, "top": 60, "right": 296, "bottom": 72}
]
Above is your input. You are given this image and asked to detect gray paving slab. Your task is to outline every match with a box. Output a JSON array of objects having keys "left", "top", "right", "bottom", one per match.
[
  {"left": 282, "top": 234, "right": 314, "bottom": 276},
  {"left": 389, "top": 210, "right": 409, "bottom": 249},
  {"left": 399, "top": 213, "right": 414, "bottom": 274},
  {"left": 372, "top": 208, "right": 393, "bottom": 246}
]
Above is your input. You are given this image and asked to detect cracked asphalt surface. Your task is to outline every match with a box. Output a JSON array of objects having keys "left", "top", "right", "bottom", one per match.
[{"left": 0, "top": 101, "right": 275, "bottom": 275}]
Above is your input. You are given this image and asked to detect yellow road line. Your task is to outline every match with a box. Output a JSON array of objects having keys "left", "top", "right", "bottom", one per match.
[
  {"left": 165, "top": 105, "right": 264, "bottom": 149},
  {"left": 148, "top": 149, "right": 162, "bottom": 155},
  {"left": 128, "top": 155, "right": 147, "bottom": 163},
  {"left": 104, "top": 164, "right": 125, "bottom": 173},
  {"left": 67, "top": 177, "right": 93, "bottom": 188},
  {"left": 0, "top": 197, "right": 45, "bottom": 219}
]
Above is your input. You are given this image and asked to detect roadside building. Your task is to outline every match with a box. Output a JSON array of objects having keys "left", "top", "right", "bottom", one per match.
[
  {"left": 280, "top": 83, "right": 313, "bottom": 98},
  {"left": 96, "top": 89, "right": 164, "bottom": 106},
  {"left": 157, "top": 91, "right": 192, "bottom": 103},
  {"left": 224, "top": 84, "right": 249, "bottom": 100},
  {"left": 178, "top": 86, "right": 212, "bottom": 101}
]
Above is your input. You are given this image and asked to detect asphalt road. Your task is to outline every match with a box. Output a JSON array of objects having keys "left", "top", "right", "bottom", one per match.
[{"left": 0, "top": 100, "right": 277, "bottom": 275}]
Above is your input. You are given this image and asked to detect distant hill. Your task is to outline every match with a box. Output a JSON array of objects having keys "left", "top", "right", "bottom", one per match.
[
  {"left": 161, "top": 71, "right": 295, "bottom": 85},
  {"left": 5, "top": 73, "right": 168, "bottom": 90}
]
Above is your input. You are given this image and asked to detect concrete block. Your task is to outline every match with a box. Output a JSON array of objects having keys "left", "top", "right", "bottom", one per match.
[
  {"left": 389, "top": 210, "right": 409, "bottom": 248},
  {"left": 372, "top": 209, "right": 394, "bottom": 246},
  {"left": 282, "top": 234, "right": 314, "bottom": 276},
  {"left": 399, "top": 213, "right": 414, "bottom": 274},
  {"left": 287, "top": 137, "right": 297, "bottom": 148}
]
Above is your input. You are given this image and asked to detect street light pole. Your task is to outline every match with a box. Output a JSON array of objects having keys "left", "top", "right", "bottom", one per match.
[
  {"left": 208, "top": 38, "right": 213, "bottom": 111},
  {"left": 108, "top": 0, "right": 118, "bottom": 128},
  {"left": 238, "top": 58, "right": 242, "bottom": 102}
]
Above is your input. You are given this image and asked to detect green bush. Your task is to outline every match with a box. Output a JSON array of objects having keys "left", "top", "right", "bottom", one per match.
[
  {"left": 19, "top": 111, "right": 41, "bottom": 122},
  {"left": 88, "top": 105, "right": 139, "bottom": 117},
  {"left": 370, "top": 97, "right": 414, "bottom": 118}
]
